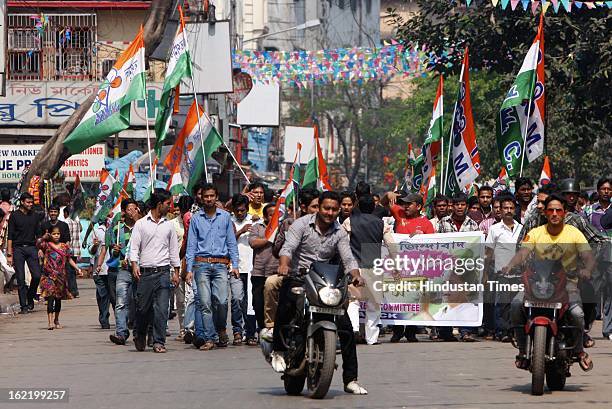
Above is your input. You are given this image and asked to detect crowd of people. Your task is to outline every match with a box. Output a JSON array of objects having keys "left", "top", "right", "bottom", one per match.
[{"left": 1, "top": 175, "right": 611, "bottom": 391}]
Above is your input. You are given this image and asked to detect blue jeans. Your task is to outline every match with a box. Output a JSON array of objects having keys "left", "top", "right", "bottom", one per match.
[
  {"left": 114, "top": 269, "right": 134, "bottom": 338},
  {"left": 194, "top": 262, "right": 229, "bottom": 342},
  {"left": 230, "top": 275, "right": 245, "bottom": 335},
  {"left": 134, "top": 269, "right": 171, "bottom": 346},
  {"left": 93, "top": 274, "right": 115, "bottom": 327},
  {"left": 184, "top": 280, "right": 196, "bottom": 331}
]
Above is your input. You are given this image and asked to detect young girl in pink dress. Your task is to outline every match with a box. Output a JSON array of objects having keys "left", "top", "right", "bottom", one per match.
[{"left": 37, "top": 225, "right": 81, "bottom": 330}]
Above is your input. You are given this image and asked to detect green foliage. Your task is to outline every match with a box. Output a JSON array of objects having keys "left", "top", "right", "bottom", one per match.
[{"left": 388, "top": 0, "right": 611, "bottom": 185}]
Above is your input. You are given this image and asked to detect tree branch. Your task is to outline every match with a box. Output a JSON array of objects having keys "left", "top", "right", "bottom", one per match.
[{"left": 23, "top": 0, "right": 174, "bottom": 191}]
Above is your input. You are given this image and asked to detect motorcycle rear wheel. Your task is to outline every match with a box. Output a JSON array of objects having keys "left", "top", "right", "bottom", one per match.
[
  {"left": 306, "top": 329, "right": 337, "bottom": 399},
  {"left": 531, "top": 326, "right": 547, "bottom": 396}
]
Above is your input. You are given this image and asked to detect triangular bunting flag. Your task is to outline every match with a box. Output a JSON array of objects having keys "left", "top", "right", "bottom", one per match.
[
  {"left": 511, "top": 0, "right": 520, "bottom": 10},
  {"left": 539, "top": 155, "right": 552, "bottom": 185}
]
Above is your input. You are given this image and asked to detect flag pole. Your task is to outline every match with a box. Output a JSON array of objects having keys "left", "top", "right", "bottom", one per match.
[
  {"left": 518, "top": 40, "right": 539, "bottom": 178},
  {"left": 439, "top": 75, "right": 444, "bottom": 195},
  {"left": 140, "top": 28, "right": 155, "bottom": 188},
  {"left": 519, "top": 14, "right": 542, "bottom": 177},
  {"left": 179, "top": 6, "right": 209, "bottom": 184},
  {"left": 443, "top": 50, "right": 466, "bottom": 194}
]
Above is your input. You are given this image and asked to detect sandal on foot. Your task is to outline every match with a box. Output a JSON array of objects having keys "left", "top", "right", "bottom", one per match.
[
  {"left": 578, "top": 352, "right": 593, "bottom": 371},
  {"left": 153, "top": 344, "right": 167, "bottom": 353},
  {"left": 54, "top": 322, "right": 63, "bottom": 329},
  {"left": 583, "top": 334, "right": 595, "bottom": 348},
  {"left": 246, "top": 338, "right": 258, "bottom": 346},
  {"left": 48, "top": 326, "right": 54, "bottom": 330},
  {"left": 200, "top": 341, "right": 216, "bottom": 351},
  {"left": 233, "top": 332, "right": 243, "bottom": 346},
  {"left": 515, "top": 354, "right": 529, "bottom": 370}
]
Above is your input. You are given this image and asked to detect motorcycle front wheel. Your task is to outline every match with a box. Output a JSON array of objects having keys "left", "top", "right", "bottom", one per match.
[
  {"left": 306, "top": 329, "right": 336, "bottom": 399},
  {"left": 531, "top": 326, "right": 547, "bottom": 396}
]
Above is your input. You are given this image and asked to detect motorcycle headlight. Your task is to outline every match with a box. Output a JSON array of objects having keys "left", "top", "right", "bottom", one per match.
[{"left": 318, "top": 286, "right": 342, "bottom": 306}]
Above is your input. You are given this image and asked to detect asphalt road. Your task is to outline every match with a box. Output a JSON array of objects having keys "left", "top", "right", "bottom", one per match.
[{"left": 1, "top": 280, "right": 611, "bottom": 409}]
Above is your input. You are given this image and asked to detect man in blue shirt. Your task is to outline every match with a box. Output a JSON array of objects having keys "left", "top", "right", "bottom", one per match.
[{"left": 185, "top": 182, "right": 239, "bottom": 351}]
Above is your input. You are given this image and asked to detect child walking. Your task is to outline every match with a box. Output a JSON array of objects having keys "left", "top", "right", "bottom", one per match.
[{"left": 37, "top": 226, "right": 81, "bottom": 330}]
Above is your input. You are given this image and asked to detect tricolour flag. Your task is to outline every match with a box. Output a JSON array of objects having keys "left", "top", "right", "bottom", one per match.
[
  {"left": 92, "top": 169, "right": 116, "bottom": 223},
  {"left": 163, "top": 100, "right": 223, "bottom": 195},
  {"left": 539, "top": 155, "right": 552, "bottom": 185},
  {"left": 108, "top": 195, "right": 123, "bottom": 226},
  {"left": 122, "top": 164, "right": 135, "bottom": 198},
  {"left": 63, "top": 27, "right": 146, "bottom": 154},
  {"left": 302, "top": 126, "right": 332, "bottom": 191},
  {"left": 111, "top": 169, "right": 122, "bottom": 200},
  {"left": 285, "top": 143, "right": 301, "bottom": 208},
  {"left": 450, "top": 47, "right": 480, "bottom": 190},
  {"left": 154, "top": 6, "right": 192, "bottom": 154},
  {"left": 421, "top": 76, "right": 444, "bottom": 185},
  {"left": 422, "top": 166, "right": 437, "bottom": 206},
  {"left": 265, "top": 174, "right": 296, "bottom": 242},
  {"left": 496, "top": 14, "right": 545, "bottom": 177},
  {"left": 492, "top": 166, "right": 511, "bottom": 195}
]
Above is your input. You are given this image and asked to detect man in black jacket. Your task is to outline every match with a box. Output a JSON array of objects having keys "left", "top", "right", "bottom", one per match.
[{"left": 6, "top": 193, "right": 44, "bottom": 313}]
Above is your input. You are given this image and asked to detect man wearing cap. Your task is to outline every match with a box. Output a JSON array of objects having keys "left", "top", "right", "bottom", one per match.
[{"left": 383, "top": 192, "right": 434, "bottom": 342}]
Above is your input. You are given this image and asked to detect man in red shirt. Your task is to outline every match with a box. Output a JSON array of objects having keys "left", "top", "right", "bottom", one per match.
[
  {"left": 389, "top": 193, "right": 434, "bottom": 342},
  {"left": 390, "top": 193, "right": 435, "bottom": 236}
]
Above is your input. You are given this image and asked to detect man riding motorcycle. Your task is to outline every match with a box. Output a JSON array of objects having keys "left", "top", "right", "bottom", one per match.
[
  {"left": 502, "top": 193, "right": 596, "bottom": 371},
  {"left": 272, "top": 191, "right": 368, "bottom": 395}
]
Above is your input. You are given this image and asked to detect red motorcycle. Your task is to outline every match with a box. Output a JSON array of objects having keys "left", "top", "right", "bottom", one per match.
[{"left": 518, "top": 259, "right": 580, "bottom": 396}]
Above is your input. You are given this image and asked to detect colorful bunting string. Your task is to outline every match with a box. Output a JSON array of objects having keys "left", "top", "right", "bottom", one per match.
[
  {"left": 460, "top": 0, "right": 611, "bottom": 13},
  {"left": 232, "top": 44, "right": 434, "bottom": 87}
]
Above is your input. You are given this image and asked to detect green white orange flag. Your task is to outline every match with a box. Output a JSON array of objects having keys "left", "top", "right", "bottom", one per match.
[
  {"left": 450, "top": 47, "right": 480, "bottom": 190},
  {"left": 496, "top": 13, "right": 545, "bottom": 177},
  {"left": 539, "top": 155, "right": 552, "bottom": 185},
  {"left": 154, "top": 6, "right": 192, "bottom": 154},
  {"left": 421, "top": 76, "right": 443, "bottom": 185},
  {"left": 122, "top": 164, "right": 135, "bottom": 198},
  {"left": 493, "top": 166, "right": 510, "bottom": 195},
  {"left": 64, "top": 27, "right": 146, "bottom": 154},
  {"left": 108, "top": 195, "right": 123, "bottom": 226},
  {"left": 163, "top": 100, "right": 223, "bottom": 195},
  {"left": 92, "top": 169, "right": 116, "bottom": 223},
  {"left": 302, "top": 126, "right": 332, "bottom": 191},
  {"left": 285, "top": 143, "right": 301, "bottom": 208},
  {"left": 265, "top": 174, "right": 296, "bottom": 242},
  {"left": 422, "top": 166, "right": 437, "bottom": 206}
]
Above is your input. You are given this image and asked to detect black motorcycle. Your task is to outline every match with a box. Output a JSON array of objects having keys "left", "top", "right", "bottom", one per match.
[{"left": 263, "top": 262, "right": 350, "bottom": 399}]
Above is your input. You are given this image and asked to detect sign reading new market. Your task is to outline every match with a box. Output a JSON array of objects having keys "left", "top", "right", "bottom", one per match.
[{"left": 0, "top": 144, "right": 106, "bottom": 183}]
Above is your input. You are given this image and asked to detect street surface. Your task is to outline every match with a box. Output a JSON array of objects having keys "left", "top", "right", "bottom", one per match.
[{"left": 1, "top": 280, "right": 611, "bottom": 409}]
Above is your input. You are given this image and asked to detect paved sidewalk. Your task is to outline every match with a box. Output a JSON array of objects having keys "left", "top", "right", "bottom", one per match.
[{"left": 1, "top": 280, "right": 612, "bottom": 409}]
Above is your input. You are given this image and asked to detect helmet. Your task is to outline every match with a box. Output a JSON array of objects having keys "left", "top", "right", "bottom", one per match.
[{"left": 559, "top": 178, "right": 580, "bottom": 193}]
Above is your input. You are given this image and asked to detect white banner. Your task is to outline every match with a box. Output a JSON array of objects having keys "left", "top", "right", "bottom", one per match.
[
  {"left": 0, "top": 81, "right": 163, "bottom": 126},
  {"left": 359, "top": 232, "right": 485, "bottom": 327},
  {"left": 0, "top": 144, "right": 106, "bottom": 183}
]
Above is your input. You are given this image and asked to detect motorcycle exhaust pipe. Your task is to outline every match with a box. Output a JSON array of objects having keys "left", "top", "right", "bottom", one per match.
[{"left": 285, "top": 358, "right": 307, "bottom": 376}]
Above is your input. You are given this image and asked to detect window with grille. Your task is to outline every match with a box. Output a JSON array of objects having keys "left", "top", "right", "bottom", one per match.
[
  {"left": 101, "top": 59, "right": 116, "bottom": 78},
  {"left": 7, "top": 14, "right": 97, "bottom": 81}
]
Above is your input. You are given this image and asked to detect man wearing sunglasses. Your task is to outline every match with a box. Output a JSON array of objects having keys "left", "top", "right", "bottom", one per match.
[{"left": 502, "top": 193, "right": 596, "bottom": 371}]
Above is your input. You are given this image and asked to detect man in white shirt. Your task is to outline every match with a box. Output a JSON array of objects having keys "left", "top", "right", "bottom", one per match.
[
  {"left": 485, "top": 195, "right": 523, "bottom": 341},
  {"left": 231, "top": 194, "right": 254, "bottom": 344},
  {"left": 129, "top": 189, "right": 180, "bottom": 353}
]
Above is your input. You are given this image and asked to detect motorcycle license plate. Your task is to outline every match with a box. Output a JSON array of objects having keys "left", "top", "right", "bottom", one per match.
[
  {"left": 524, "top": 301, "right": 562, "bottom": 309},
  {"left": 309, "top": 306, "right": 344, "bottom": 315}
]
